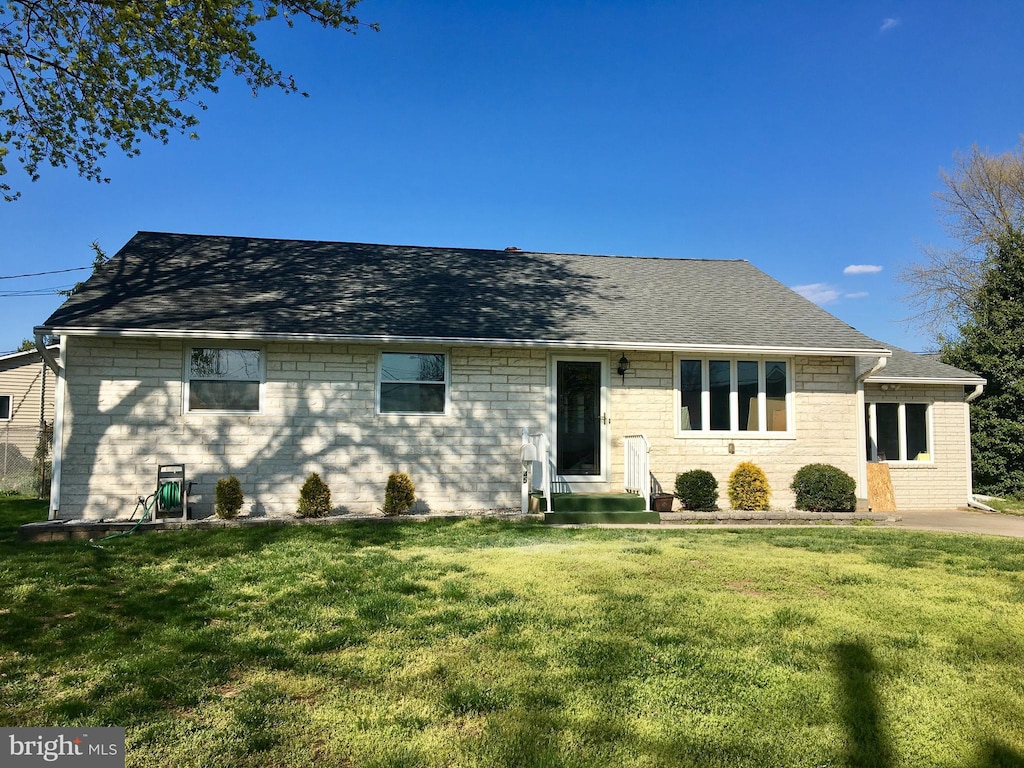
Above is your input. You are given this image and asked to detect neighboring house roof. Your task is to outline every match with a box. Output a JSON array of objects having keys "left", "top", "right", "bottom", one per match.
[
  {"left": 39, "top": 232, "right": 889, "bottom": 355},
  {"left": 861, "top": 344, "right": 985, "bottom": 385},
  {"left": 0, "top": 346, "right": 59, "bottom": 369}
]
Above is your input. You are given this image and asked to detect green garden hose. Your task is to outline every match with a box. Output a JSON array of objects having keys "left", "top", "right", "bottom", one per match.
[
  {"left": 156, "top": 480, "right": 180, "bottom": 513},
  {"left": 89, "top": 481, "right": 180, "bottom": 546}
]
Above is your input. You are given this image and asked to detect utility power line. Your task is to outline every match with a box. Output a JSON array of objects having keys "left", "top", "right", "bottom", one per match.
[{"left": 0, "top": 266, "right": 90, "bottom": 280}]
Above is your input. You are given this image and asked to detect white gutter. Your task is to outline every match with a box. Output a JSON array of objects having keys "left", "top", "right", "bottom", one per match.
[
  {"left": 34, "top": 325, "right": 892, "bottom": 359},
  {"left": 962, "top": 383, "right": 995, "bottom": 512},
  {"left": 869, "top": 376, "right": 987, "bottom": 386}
]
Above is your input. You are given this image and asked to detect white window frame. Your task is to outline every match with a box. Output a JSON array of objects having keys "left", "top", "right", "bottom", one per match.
[
  {"left": 184, "top": 345, "right": 265, "bottom": 415},
  {"left": 865, "top": 401, "right": 934, "bottom": 464},
  {"left": 674, "top": 357, "right": 794, "bottom": 438},
  {"left": 0, "top": 394, "right": 11, "bottom": 421},
  {"left": 376, "top": 350, "right": 450, "bottom": 416}
]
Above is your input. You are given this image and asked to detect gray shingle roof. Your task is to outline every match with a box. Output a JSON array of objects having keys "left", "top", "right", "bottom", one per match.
[
  {"left": 861, "top": 344, "right": 985, "bottom": 384},
  {"left": 41, "top": 231, "right": 890, "bottom": 353}
]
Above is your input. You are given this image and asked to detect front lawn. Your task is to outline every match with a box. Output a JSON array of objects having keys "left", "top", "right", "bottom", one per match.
[{"left": 1, "top": 499, "right": 1023, "bottom": 767}]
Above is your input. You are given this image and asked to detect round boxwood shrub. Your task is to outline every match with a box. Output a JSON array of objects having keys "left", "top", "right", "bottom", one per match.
[
  {"left": 728, "top": 462, "right": 771, "bottom": 510},
  {"left": 297, "top": 472, "right": 332, "bottom": 518},
  {"left": 674, "top": 469, "right": 718, "bottom": 511},
  {"left": 791, "top": 463, "right": 857, "bottom": 512},
  {"left": 214, "top": 475, "right": 244, "bottom": 519},
  {"left": 383, "top": 472, "right": 416, "bottom": 516}
]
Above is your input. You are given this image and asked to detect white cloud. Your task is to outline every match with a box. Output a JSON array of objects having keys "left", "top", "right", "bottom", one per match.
[
  {"left": 845, "top": 291, "right": 869, "bottom": 299},
  {"left": 843, "top": 264, "right": 883, "bottom": 275},
  {"left": 880, "top": 17, "right": 901, "bottom": 33},
  {"left": 793, "top": 283, "right": 841, "bottom": 305}
]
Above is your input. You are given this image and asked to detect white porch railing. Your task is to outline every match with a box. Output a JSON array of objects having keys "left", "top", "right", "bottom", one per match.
[
  {"left": 624, "top": 434, "right": 651, "bottom": 510},
  {"left": 521, "top": 428, "right": 553, "bottom": 515}
]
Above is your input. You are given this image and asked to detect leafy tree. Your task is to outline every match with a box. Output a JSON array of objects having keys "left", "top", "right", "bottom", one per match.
[
  {"left": 57, "top": 240, "right": 108, "bottom": 297},
  {"left": 899, "top": 139, "right": 1024, "bottom": 336},
  {"left": 16, "top": 338, "right": 34, "bottom": 352},
  {"left": 941, "top": 229, "right": 1024, "bottom": 498},
  {"left": 0, "top": 1, "right": 376, "bottom": 200}
]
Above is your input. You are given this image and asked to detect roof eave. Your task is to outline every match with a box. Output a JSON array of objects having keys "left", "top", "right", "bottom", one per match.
[
  {"left": 37, "top": 325, "right": 891, "bottom": 358},
  {"left": 866, "top": 375, "right": 987, "bottom": 386}
]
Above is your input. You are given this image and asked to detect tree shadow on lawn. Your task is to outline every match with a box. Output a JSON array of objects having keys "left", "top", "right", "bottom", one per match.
[{"left": 833, "top": 641, "right": 894, "bottom": 768}]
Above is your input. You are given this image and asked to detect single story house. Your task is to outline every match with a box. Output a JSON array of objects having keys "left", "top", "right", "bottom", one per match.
[
  {"left": 34, "top": 232, "right": 986, "bottom": 520},
  {"left": 0, "top": 345, "right": 57, "bottom": 493}
]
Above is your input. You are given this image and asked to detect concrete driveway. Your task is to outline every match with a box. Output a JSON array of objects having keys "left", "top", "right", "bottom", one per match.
[{"left": 892, "top": 508, "right": 1024, "bottom": 538}]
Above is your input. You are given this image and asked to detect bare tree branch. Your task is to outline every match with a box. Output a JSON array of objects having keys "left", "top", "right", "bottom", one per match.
[{"left": 899, "top": 137, "right": 1024, "bottom": 340}]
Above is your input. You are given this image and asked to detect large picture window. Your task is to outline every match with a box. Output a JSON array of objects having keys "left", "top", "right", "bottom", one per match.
[
  {"left": 677, "top": 358, "right": 790, "bottom": 434},
  {"left": 187, "top": 348, "right": 262, "bottom": 412},
  {"left": 865, "top": 402, "right": 931, "bottom": 462},
  {"left": 379, "top": 352, "right": 447, "bottom": 414}
]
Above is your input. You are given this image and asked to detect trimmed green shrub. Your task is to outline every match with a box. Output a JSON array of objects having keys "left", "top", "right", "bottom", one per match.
[
  {"left": 728, "top": 462, "right": 771, "bottom": 510},
  {"left": 674, "top": 470, "right": 719, "bottom": 511},
  {"left": 215, "top": 475, "right": 244, "bottom": 519},
  {"left": 297, "top": 472, "right": 332, "bottom": 518},
  {"left": 791, "top": 463, "right": 857, "bottom": 512},
  {"left": 383, "top": 472, "right": 416, "bottom": 516}
]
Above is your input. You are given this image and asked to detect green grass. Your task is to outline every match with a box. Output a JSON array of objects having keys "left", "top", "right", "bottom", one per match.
[
  {"left": 2, "top": 497, "right": 1024, "bottom": 767},
  {"left": 985, "top": 497, "right": 1024, "bottom": 516}
]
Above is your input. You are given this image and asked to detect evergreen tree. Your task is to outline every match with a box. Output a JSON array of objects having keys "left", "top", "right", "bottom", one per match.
[{"left": 942, "top": 228, "right": 1024, "bottom": 497}]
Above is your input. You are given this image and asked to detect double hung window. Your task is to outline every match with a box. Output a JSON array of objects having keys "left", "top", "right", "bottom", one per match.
[
  {"left": 379, "top": 352, "right": 447, "bottom": 414},
  {"left": 865, "top": 402, "right": 930, "bottom": 462},
  {"left": 678, "top": 358, "right": 790, "bottom": 433},
  {"left": 187, "top": 348, "right": 262, "bottom": 412}
]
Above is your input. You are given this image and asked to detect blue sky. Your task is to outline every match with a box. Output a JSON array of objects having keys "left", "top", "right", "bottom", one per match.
[{"left": 2, "top": 0, "right": 1022, "bottom": 354}]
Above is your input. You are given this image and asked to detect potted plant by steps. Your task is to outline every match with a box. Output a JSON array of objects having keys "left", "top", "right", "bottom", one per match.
[{"left": 651, "top": 493, "right": 674, "bottom": 513}]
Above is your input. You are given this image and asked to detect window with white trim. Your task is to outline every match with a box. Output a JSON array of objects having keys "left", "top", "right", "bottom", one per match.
[
  {"left": 0, "top": 394, "right": 10, "bottom": 420},
  {"left": 677, "top": 358, "right": 791, "bottom": 433},
  {"left": 379, "top": 352, "right": 447, "bottom": 414},
  {"left": 186, "top": 348, "right": 262, "bottom": 412},
  {"left": 865, "top": 402, "right": 931, "bottom": 462}
]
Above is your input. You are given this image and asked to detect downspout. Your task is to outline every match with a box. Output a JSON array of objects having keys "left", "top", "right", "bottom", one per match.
[
  {"left": 36, "top": 333, "right": 65, "bottom": 520},
  {"left": 855, "top": 356, "right": 888, "bottom": 503},
  {"left": 34, "top": 332, "right": 60, "bottom": 375},
  {"left": 963, "top": 383, "right": 995, "bottom": 512}
]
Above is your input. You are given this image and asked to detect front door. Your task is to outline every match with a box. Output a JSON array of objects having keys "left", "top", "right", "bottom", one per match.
[{"left": 554, "top": 359, "right": 607, "bottom": 480}]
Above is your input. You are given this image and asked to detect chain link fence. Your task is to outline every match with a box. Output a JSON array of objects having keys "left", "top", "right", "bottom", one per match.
[{"left": 0, "top": 422, "right": 52, "bottom": 498}]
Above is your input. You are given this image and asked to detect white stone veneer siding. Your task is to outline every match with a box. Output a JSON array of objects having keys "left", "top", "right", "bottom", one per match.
[
  {"left": 863, "top": 383, "right": 972, "bottom": 510},
  {"left": 609, "top": 354, "right": 861, "bottom": 510},
  {"left": 54, "top": 339, "right": 972, "bottom": 519},
  {"left": 56, "top": 338, "right": 548, "bottom": 519}
]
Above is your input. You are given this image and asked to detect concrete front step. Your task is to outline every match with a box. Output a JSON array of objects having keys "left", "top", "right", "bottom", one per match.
[{"left": 531, "top": 492, "right": 646, "bottom": 514}]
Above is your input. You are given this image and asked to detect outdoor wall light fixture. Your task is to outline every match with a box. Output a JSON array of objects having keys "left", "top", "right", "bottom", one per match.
[{"left": 617, "top": 354, "right": 630, "bottom": 383}]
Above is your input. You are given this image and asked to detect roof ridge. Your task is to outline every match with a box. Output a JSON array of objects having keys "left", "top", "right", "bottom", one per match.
[{"left": 131, "top": 231, "right": 748, "bottom": 263}]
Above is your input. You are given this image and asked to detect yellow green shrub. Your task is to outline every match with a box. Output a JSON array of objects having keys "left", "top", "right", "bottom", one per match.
[{"left": 728, "top": 462, "right": 771, "bottom": 510}]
